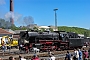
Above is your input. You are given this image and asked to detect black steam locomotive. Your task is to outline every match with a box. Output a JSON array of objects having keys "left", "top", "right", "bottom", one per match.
[{"left": 19, "top": 31, "right": 86, "bottom": 51}]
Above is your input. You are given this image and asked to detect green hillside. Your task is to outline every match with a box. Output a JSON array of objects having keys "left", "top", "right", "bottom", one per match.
[{"left": 58, "top": 26, "right": 90, "bottom": 37}]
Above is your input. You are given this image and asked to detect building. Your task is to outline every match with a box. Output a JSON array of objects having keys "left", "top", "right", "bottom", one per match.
[
  {"left": 5, "top": 29, "right": 15, "bottom": 34},
  {"left": 0, "top": 28, "right": 13, "bottom": 37},
  {"left": 48, "top": 25, "right": 58, "bottom": 31},
  {"left": 38, "top": 26, "right": 50, "bottom": 31}
]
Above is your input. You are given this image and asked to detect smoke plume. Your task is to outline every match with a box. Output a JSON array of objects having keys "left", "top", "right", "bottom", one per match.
[
  {"left": 23, "top": 16, "right": 34, "bottom": 26},
  {"left": 5, "top": 12, "right": 22, "bottom": 22}
]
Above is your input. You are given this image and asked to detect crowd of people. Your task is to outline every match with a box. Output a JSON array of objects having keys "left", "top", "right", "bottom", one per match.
[
  {"left": 1, "top": 46, "right": 90, "bottom": 60},
  {"left": 0, "top": 50, "right": 55, "bottom": 60},
  {"left": 65, "top": 48, "right": 90, "bottom": 60}
]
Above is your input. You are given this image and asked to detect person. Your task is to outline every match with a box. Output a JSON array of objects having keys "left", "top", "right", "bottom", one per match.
[
  {"left": 73, "top": 49, "right": 79, "bottom": 60},
  {"left": 9, "top": 56, "right": 15, "bottom": 60},
  {"left": 29, "top": 44, "right": 32, "bottom": 52},
  {"left": 65, "top": 51, "right": 71, "bottom": 60},
  {"left": 8, "top": 44, "right": 11, "bottom": 53},
  {"left": 50, "top": 53, "right": 55, "bottom": 60},
  {"left": 2, "top": 41, "right": 6, "bottom": 52},
  {"left": 19, "top": 54, "right": 22, "bottom": 60},
  {"left": 19, "top": 54, "right": 26, "bottom": 60},
  {"left": 83, "top": 50, "right": 89, "bottom": 60},
  {"left": 82, "top": 48, "right": 85, "bottom": 53},
  {"left": 48, "top": 50, "right": 52, "bottom": 56},
  {"left": 19, "top": 44, "right": 23, "bottom": 52},
  {"left": 78, "top": 49, "right": 82, "bottom": 60},
  {"left": 0, "top": 58, "right": 2, "bottom": 60},
  {"left": 25, "top": 45, "right": 29, "bottom": 53},
  {"left": 88, "top": 48, "right": 90, "bottom": 58},
  {"left": 31, "top": 54, "right": 40, "bottom": 60},
  {"left": 71, "top": 54, "right": 73, "bottom": 60},
  {"left": 65, "top": 54, "right": 68, "bottom": 60},
  {"left": 85, "top": 42, "right": 88, "bottom": 47},
  {"left": 82, "top": 48, "right": 85, "bottom": 60}
]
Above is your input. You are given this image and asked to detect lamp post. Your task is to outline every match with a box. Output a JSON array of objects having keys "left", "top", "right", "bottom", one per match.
[{"left": 54, "top": 8, "right": 58, "bottom": 31}]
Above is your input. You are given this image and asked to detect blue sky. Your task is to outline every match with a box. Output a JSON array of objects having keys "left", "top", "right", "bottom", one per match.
[{"left": 0, "top": 0, "right": 90, "bottom": 29}]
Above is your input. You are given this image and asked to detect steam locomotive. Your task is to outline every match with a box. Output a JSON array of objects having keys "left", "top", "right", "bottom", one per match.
[{"left": 19, "top": 31, "right": 86, "bottom": 51}]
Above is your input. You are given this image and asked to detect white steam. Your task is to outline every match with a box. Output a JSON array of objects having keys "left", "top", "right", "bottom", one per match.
[
  {"left": 14, "top": 13, "right": 22, "bottom": 21},
  {"left": 5, "top": 12, "right": 22, "bottom": 22}
]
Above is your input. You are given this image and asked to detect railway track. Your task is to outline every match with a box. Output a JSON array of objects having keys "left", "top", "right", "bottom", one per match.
[
  {"left": 0, "top": 47, "right": 89, "bottom": 60},
  {"left": 0, "top": 52, "right": 69, "bottom": 60},
  {"left": 0, "top": 50, "right": 73, "bottom": 60}
]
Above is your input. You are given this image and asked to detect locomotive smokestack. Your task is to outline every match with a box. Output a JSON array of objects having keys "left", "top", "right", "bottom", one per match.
[{"left": 10, "top": 0, "right": 14, "bottom": 24}]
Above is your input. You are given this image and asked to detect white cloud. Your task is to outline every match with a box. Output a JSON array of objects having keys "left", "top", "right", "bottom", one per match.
[{"left": 0, "top": 0, "right": 5, "bottom": 5}]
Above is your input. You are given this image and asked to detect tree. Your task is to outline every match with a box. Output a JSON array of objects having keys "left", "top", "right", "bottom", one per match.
[
  {"left": 49, "top": 28, "right": 53, "bottom": 32},
  {"left": 0, "top": 18, "right": 11, "bottom": 29},
  {"left": 11, "top": 24, "right": 17, "bottom": 30},
  {"left": 58, "top": 26, "right": 90, "bottom": 37},
  {"left": 33, "top": 27, "right": 38, "bottom": 30},
  {"left": 84, "top": 31, "right": 89, "bottom": 37},
  {"left": 40, "top": 28, "right": 45, "bottom": 32}
]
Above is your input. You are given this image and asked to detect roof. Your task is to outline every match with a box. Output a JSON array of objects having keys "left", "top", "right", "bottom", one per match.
[
  {"left": 5, "top": 29, "right": 16, "bottom": 34},
  {"left": 0, "top": 28, "right": 13, "bottom": 34},
  {"left": 39, "top": 26, "right": 50, "bottom": 29},
  {"left": 14, "top": 30, "right": 27, "bottom": 34},
  {"left": 78, "top": 34, "right": 84, "bottom": 37}
]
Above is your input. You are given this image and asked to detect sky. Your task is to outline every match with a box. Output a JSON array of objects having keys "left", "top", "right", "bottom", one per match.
[{"left": 0, "top": 0, "right": 90, "bottom": 29}]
